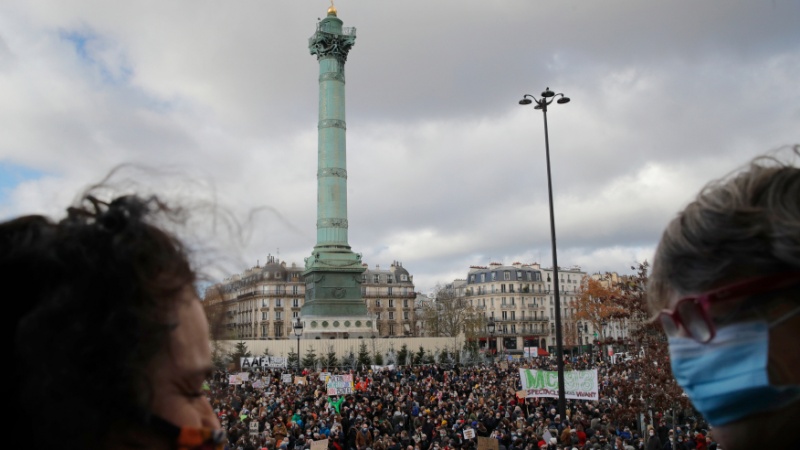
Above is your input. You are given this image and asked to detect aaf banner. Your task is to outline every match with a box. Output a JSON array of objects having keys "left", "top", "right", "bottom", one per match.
[
  {"left": 518, "top": 368, "right": 599, "bottom": 400},
  {"left": 241, "top": 356, "right": 288, "bottom": 370},
  {"left": 326, "top": 374, "right": 354, "bottom": 396}
]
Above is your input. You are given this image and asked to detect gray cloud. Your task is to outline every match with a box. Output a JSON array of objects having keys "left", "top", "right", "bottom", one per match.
[{"left": 1, "top": 0, "right": 798, "bottom": 293}]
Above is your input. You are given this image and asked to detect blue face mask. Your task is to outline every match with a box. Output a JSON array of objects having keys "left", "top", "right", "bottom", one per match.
[{"left": 668, "top": 311, "right": 800, "bottom": 426}]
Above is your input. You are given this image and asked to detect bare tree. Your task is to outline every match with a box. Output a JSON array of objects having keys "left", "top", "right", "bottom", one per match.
[{"left": 421, "top": 283, "right": 483, "bottom": 337}]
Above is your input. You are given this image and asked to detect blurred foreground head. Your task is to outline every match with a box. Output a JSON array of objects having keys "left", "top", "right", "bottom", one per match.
[
  {"left": 5, "top": 193, "right": 222, "bottom": 450},
  {"left": 648, "top": 145, "right": 800, "bottom": 450}
]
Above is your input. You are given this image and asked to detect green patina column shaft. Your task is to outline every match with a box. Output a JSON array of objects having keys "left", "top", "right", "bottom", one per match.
[{"left": 302, "top": 6, "right": 370, "bottom": 323}]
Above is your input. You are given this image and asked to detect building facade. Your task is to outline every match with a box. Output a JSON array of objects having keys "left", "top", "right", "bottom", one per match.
[
  {"left": 204, "top": 256, "right": 416, "bottom": 340},
  {"left": 463, "top": 262, "right": 549, "bottom": 354},
  {"left": 361, "top": 261, "right": 417, "bottom": 337}
]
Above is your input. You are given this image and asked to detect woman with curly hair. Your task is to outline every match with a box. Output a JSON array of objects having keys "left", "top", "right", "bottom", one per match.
[{"left": 7, "top": 193, "right": 224, "bottom": 450}]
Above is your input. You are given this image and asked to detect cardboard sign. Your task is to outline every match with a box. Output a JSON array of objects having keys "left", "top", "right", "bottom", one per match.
[
  {"left": 241, "top": 356, "right": 288, "bottom": 369},
  {"left": 250, "top": 421, "right": 260, "bottom": 436},
  {"left": 326, "top": 374, "right": 354, "bottom": 396},
  {"left": 515, "top": 390, "right": 527, "bottom": 399},
  {"left": 295, "top": 376, "right": 308, "bottom": 385},
  {"left": 281, "top": 373, "right": 293, "bottom": 384},
  {"left": 310, "top": 439, "right": 329, "bottom": 450},
  {"left": 499, "top": 362, "right": 508, "bottom": 370},
  {"left": 477, "top": 437, "right": 499, "bottom": 450},
  {"left": 463, "top": 429, "right": 476, "bottom": 439}
]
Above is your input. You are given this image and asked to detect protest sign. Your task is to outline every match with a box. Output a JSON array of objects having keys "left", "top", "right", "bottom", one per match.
[
  {"left": 477, "top": 437, "right": 498, "bottom": 450},
  {"left": 463, "top": 429, "right": 476, "bottom": 439},
  {"left": 319, "top": 372, "right": 332, "bottom": 382},
  {"left": 249, "top": 421, "right": 259, "bottom": 436},
  {"left": 241, "top": 356, "right": 288, "bottom": 370},
  {"left": 326, "top": 374, "right": 354, "bottom": 396},
  {"left": 499, "top": 362, "right": 508, "bottom": 370},
  {"left": 229, "top": 374, "right": 243, "bottom": 385},
  {"left": 518, "top": 368, "right": 599, "bottom": 400},
  {"left": 310, "top": 439, "right": 329, "bottom": 450},
  {"left": 281, "top": 373, "right": 293, "bottom": 384},
  {"left": 295, "top": 376, "right": 307, "bottom": 385}
]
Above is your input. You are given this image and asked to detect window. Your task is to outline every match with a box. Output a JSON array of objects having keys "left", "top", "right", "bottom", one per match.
[
  {"left": 504, "top": 271, "right": 511, "bottom": 280},
  {"left": 502, "top": 311, "right": 508, "bottom": 320},
  {"left": 388, "top": 287, "right": 393, "bottom": 296},
  {"left": 387, "top": 275, "right": 393, "bottom": 284},
  {"left": 376, "top": 299, "right": 381, "bottom": 307},
  {"left": 403, "top": 311, "right": 409, "bottom": 320},
  {"left": 401, "top": 274, "right": 408, "bottom": 281},
  {"left": 481, "top": 274, "right": 486, "bottom": 283},
  {"left": 501, "top": 284, "right": 507, "bottom": 293},
  {"left": 491, "top": 272, "right": 497, "bottom": 281},
  {"left": 275, "top": 311, "right": 283, "bottom": 321},
  {"left": 373, "top": 274, "right": 380, "bottom": 283},
  {"left": 389, "top": 324, "right": 395, "bottom": 335},
  {"left": 262, "top": 299, "right": 268, "bottom": 308},
  {"left": 376, "top": 312, "right": 382, "bottom": 320},
  {"left": 389, "top": 312, "right": 395, "bottom": 320},
  {"left": 389, "top": 299, "right": 394, "bottom": 308},
  {"left": 511, "top": 311, "right": 516, "bottom": 320},
  {"left": 262, "top": 312, "right": 268, "bottom": 320},
  {"left": 276, "top": 299, "right": 282, "bottom": 307},
  {"left": 292, "top": 298, "right": 300, "bottom": 307},
  {"left": 501, "top": 297, "right": 506, "bottom": 306},
  {"left": 470, "top": 275, "right": 475, "bottom": 283},
  {"left": 403, "top": 299, "right": 408, "bottom": 308},
  {"left": 292, "top": 286, "right": 299, "bottom": 295},
  {"left": 292, "top": 311, "right": 299, "bottom": 319},
  {"left": 517, "top": 271, "right": 522, "bottom": 279},
  {"left": 275, "top": 326, "right": 283, "bottom": 338},
  {"left": 510, "top": 297, "right": 515, "bottom": 305},
  {"left": 362, "top": 274, "right": 367, "bottom": 282},
  {"left": 261, "top": 325, "right": 267, "bottom": 336},
  {"left": 274, "top": 271, "right": 281, "bottom": 279}
]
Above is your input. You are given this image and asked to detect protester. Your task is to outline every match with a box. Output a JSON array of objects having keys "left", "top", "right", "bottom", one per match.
[
  {"left": 8, "top": 193, "right": 224, "bottom": 450},
  {"left": 648, "top": 145, "right": 800, "bottom": 450}
]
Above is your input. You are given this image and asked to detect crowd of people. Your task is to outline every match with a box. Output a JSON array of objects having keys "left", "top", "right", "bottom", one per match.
[
  {"left": 206, "top": 359, "right": 715, "bottom": 450},
  {"left": 9, "top": 146, "right": 798, "bottom": 450}
]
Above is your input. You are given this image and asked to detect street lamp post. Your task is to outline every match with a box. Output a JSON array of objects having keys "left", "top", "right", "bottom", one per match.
[
  {"left": 600, "top": 319, "right": 607, "bottom": 362},
  {"left": 486, "top": 318, "right": 496, "bottom": 364},
  {"left": 293, "top": 317, "right": 303, "bottom": 374},
  {"left": 519, "top": 87, "right": 570, "bottom": 419}
]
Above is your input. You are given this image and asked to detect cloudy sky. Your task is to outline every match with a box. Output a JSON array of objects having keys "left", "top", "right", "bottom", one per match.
[{"left": 1, "top": 1, "right": 798, "bottom": 294}]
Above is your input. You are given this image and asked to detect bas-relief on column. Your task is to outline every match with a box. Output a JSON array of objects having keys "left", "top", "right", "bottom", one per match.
[{"left": 301, "top": 6, "right": 372, "bottom": 336}]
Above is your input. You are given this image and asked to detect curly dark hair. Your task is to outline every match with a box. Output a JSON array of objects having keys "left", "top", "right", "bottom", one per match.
[{"left": 6, "top": 194, "right": 196, "bottom": 449}]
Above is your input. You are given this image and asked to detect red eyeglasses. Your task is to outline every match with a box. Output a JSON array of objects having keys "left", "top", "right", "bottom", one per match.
[{"left": 659, "top": 271, "right": 800, "bottom": 343}]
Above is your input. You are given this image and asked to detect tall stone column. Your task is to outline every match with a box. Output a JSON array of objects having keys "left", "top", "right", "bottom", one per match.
[{"left": 301, "top": 4, "right": 373, "bottom": 338}]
